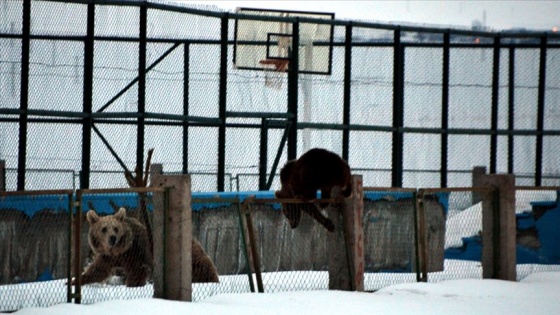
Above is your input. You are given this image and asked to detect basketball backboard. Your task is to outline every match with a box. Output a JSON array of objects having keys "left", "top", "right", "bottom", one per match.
[{"left": 233, "top": 7, "right": 335, "bottom": 75}]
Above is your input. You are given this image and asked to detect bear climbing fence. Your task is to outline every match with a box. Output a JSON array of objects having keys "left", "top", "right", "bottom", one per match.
[
  {"left": 3, "top": 184, "right": 560, "bottom": 311},
  {"left": 1, "top": 0, "right": 560, "bottom": 192}
]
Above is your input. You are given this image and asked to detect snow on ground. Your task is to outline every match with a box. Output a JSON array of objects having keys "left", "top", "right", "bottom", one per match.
[
  {"left": 11, "top": 271, "right": 560, "bottom": 315},
  {"left": 4, "top": 260, "right": 560, "bottom": 315}
]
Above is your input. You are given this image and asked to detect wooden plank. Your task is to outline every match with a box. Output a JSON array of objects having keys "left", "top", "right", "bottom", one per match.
[
  {"left": 328, "top": 175, "right": 364, "bottom": 291},
  {"left": 342, "top": 175, "right": 364, "bottom": 291},
  {"left": 479, "top": 174, "right": 516, "bottom": 281},
  {"left": 151, "top": 174, "right": 193, "bottom": 301}
]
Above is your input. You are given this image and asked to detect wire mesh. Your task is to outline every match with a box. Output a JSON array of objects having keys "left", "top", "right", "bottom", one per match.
[
  {"left": 2, "top": 0, "right": 560, "bottom": 192},
  {"left": 1, "top": 2, "right": 560, "bottom": 306},
  {"left": 423, "top": 189, "right": 487, "bottom": 282},
  {"left": 514, "top": 187, "right": 560, "bottom": 280},
  {"left": 75, "top": 190, "right": 157, "bottom": 304},
  {"left": 362, "top": 189, "right": 419, "bottom": 291},
  {"left": 28, "top": 40, "right": 84, "bottom": 112},
  {"left": 245, "top": 199, "right": 334, "bottom": 293},
  {"left": 0, "top": 35, "right": 21, "bottom": 109},
  {"left": 93, "top": 41, "right": 139, "bottom": 113},
  {"left": 191, "top": 197, "right": 253, "bottom": 301},
  {"left": 25, "top": 123, "right": 82, "bottom": 190},
  {"left": 30, "top": 1, "right": 86, "bottom": 36},
  {"left": 447, "top": 135, "right": 490, "bottom": 186},
  {"left": 348, "top": 132, "right": 393, "bottom": 187},
  {"left": 544, "top": 48, "right": 560, "bottom": 131},
  {"left": 0, "top": 190, "right": 73, "bottom": 312},
  {"left": 403, "top": 47, "right": 442, "bottom": 129},
  {"left": 403, "top": 133, "right": 441, "bottom": 187}
]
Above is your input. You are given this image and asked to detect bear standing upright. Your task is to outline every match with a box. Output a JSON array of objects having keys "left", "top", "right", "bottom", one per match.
[
  {"left": 275, "top": 148, "right": 352, "bottom": 232},
  {"left": 81, "top": 207, "right": 152, "bottom": 287}
]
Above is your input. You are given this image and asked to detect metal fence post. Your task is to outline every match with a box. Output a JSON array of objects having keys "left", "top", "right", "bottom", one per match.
[
  {"left": 259, "top": 118, "right": 269, "bottom": 190},
  {"left": 66, "top": 191, "right": 74, "bottom": 303},
  {"left": 535, "top": 35, "right": 548, "bottom": 186},
  {"left": 507, "top": 47, "right": 515, "bottom": 174},
  {"left": 0, "top": 160, "right": 5, "bottom": 192},
  {"left": 80, "top": 1, "right": 95, "bottom": 189},
  {"left": 415, "top": 189, "right": 428, "bottom": 282},
  {"left": 236, "top": 198, "right": 256, "bottom": 293},
  {"left": 240, "top": 196, "right": 264, "bottom": 293},
  {"left": 17, "top": 0, "right": 31, "bottom": 191},
  {"left": 490, "top": 35, "right": 501, "bottom": 175},
  {"left": 440, "top": 31, "right": 450, "bottom": 188},
  {"left": 137, "top": 3, "right": 147, "bottom": 173},
  {"left": 183, "top": 43, "right": 190, "bottom": 175},
  {"left": 217, "top": 15, "right": 228, "bottom": 192},
  {"left": 392, "top": 28, "right": 404, "bottom": 188},
  {"left": 73, "top": 190, "right": 83, "bottom": 304},
  {"left": 342, "top": 23, "right": 353, "bottom": 161},
  {"left": 287, "top": 20, "right": 299, "bottom": 161}
]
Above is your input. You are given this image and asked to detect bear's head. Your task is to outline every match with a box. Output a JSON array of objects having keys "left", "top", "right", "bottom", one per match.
[
  {"left": 275, "top": 159, "right": 297, "bottom": 199},
  {"left": 275, "top": 159, "right": 303, "bottom": 228},
  {"left": 87, "top": 207, "right": 132, "bottom": 256}
]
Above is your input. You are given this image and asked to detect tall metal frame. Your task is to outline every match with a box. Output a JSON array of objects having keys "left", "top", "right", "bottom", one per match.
[{"left": 1, "top": 0, "right": 560, "bottom": 192}]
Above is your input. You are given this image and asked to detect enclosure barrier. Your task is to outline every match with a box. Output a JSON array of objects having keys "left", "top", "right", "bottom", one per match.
[
  {"left": 72, "top": 187, "right": 167, "bottom": 304},
  {"left": 0, "top": 189, "right": 73, "bottom": 312},
  {"left": 417, "top": 186, "right": 499, "bottom": 282},
  {"left": 511, "top": 186, "right": 560, "bottom": 279},
  {"left": 3, "top": 181, "right": 560, "bottom": 311},
  {"left": 2, "top": 0, "right": 560, "bottom": 193}
]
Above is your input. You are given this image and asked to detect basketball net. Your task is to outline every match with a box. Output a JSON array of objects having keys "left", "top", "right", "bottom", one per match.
[{"left": 259, "top": 59, "right": 289, "bottom": 90}]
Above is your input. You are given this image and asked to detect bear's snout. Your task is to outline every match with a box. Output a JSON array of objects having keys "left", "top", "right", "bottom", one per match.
[{"left": 109, "top": 235, "right": 117, "bottom": 246}]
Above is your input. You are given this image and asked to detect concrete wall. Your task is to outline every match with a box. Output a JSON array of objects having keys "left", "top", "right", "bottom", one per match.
[{"left": 0, "top": 196, "right": 446, "bottom": 284}]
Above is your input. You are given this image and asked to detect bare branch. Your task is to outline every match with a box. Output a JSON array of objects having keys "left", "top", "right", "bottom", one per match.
[{"left": 142, "top": 148, "right": 154, "bottom": 186}]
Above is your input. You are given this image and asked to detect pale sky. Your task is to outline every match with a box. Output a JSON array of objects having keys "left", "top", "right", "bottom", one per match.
[{"left": 174, "top": 1, "right": 560, "bottom": 31}]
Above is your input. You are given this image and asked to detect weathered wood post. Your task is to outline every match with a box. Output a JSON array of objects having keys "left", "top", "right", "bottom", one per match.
[
  {"left": 328, "top": 175, "right": 364, "bottom": 291},
  {"left": 151, "top": 171, "right": 193, "bottom": 301},
  {"left": 476, "top": 174, "right": 516, "bottom": 281},
  {"left": 472, "top": 166, "right": 487, "bottom": 204}
]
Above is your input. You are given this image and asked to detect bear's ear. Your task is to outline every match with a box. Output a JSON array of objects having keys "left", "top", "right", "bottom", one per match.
[
  {"left": 86, "top": 210, "right": 99, "bottom": 224},
  {"left": 115, "top": 207, "right": 127, "bottom": 221}
]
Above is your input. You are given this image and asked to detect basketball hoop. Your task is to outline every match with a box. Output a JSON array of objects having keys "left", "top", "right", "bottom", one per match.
[{"left": 259, "top": 59, "right": 289, "bottom": 90}]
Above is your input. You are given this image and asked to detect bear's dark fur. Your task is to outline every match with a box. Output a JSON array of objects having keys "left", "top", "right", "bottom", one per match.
[
  {"left": 275, "top": 148, "right": 352, "bottom": 232},
  {"left": 80, "top": 208, "right": 219, "bottom": 286},
  {"left": 192, "top": 238, "right": 219, "bottom": 283},
  {"left": 81, "top": 208, "right": 152, "bottom": 287}
]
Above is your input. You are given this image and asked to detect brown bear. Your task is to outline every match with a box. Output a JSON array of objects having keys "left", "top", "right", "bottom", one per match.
[
  {"left": 192, "top": 238, "right": 219, "bottom": 283},
  {"left": 81, "top": 208, "right": 219, "bottom": 286},
  {"left": 275, "top": 148, "right": 352, "bottom": 232},
  {"left": 81, "top": 207, "right": 152, "bottom": 287}
]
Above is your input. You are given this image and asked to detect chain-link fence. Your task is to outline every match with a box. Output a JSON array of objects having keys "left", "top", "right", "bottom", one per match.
[
  {"left": 420, "top": 188, "right": 490, "bottom": 282},
  {"left": 0, "top": 190, "right": 73, "bottom": 312},
  {"left": 2, "top": 185, "right": 560, "bottom": 311},
  {"left": 191, "top": 196, "right": 253, "bottom": 301},
  {"left": 1, "top": 0, "right": 560, "bottom": 192},
  {"left": 73, "top": 189, "right": 158, "bottom": 304},
  {"left": 514, "top": 187, "right": 560, "bottom": 279},
  {"left": 1, "top": 0, "right": 560, "bottom": 311},
  {"left": 242, "top": 197, "right": 336, "bottom": 293},
  {"left": 361, "top": 187, "right": 494, "bottom": 290},
  {"left": 362, "top": 188, "right": 420, "bottom": 291}
]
